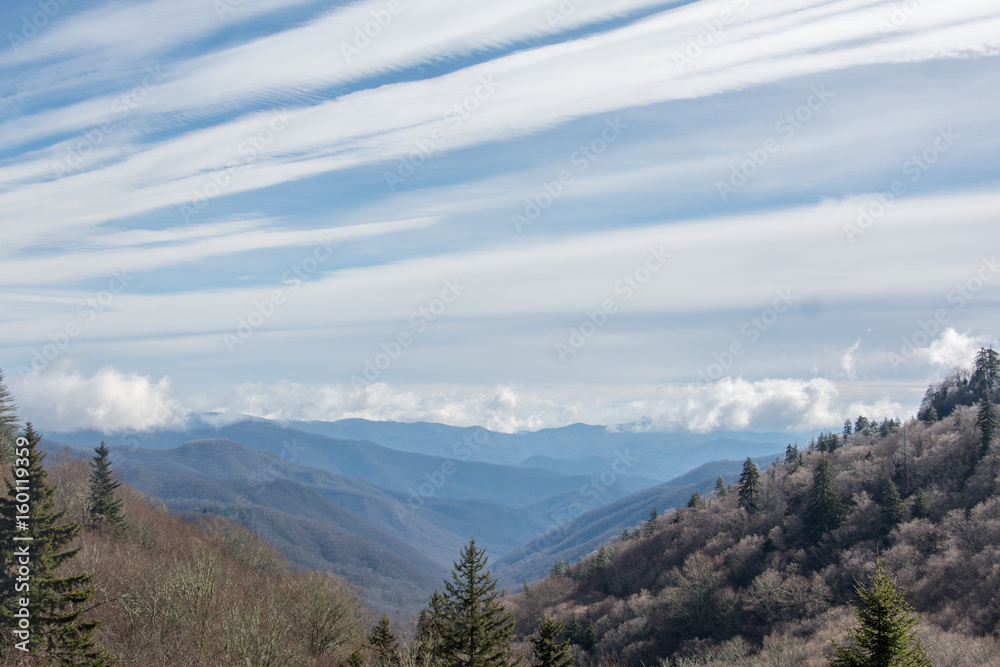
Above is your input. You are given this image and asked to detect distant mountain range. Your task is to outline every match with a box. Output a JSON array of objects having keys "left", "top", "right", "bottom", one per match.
[{"left": 42, "top": 416, "right": 791, "bottom": 615}]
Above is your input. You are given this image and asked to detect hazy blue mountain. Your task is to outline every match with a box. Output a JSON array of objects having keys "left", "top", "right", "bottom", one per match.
[
  {"left": 493, "top": 457, "right": 777, "bottom": 585},
  {"left": 280, "top": 417, "right": 798, "bottom": 480}
]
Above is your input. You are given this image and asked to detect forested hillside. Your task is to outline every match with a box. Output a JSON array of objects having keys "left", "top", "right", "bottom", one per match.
[
  {"left": 506, "top": 349, "right": 1000, "bottom": 666},
  {"left": 0, "top": 416, "right": 370, "bottom": 665}
]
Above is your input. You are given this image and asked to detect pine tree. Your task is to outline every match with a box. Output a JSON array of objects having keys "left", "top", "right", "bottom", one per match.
[
  {"left": 843, "top": 419, "right": 853, "bottom": 440},
  {"left": 976, "top": 395, "right": 997, "bottom": 460},
  {"left": 369, "top": 613, "right": 401, "bottom": 666},
  {"left": 714, "top": 475, "right": 727, "bottom": 498},
  {"left": 87, "top": 442, "right": 124, "bottom": 529},
  {"left": 551, "top": 558, "right": 565, "bottom": 577},
  {"left": 737, "top": 458, "right": 761, "bottom": 514},
  {"left": 594, "top": 546, "right": 610, "bottom": 571},
  {"left": 530, "top": 616, "right": 573, "bottom": 667},
  {"left": 972, "top": 346, "right": 1000, "bottom": 401},
  {"left": 803, "top": 454, "right": 844, "bottom": 541},
  {"left": 784, "top": 444, "right": 802, "bottom": 470},
  {"left": 426, "top": 540, "right": 514, "bottom": 667},
  {"left": 581, "top": 620, "right": 597, "bottom": 652},
  {"left": 0, "top": 424, "right": 108, "bottom": 664},
  {"left": 910, "top": 488, "right": 930, "bottom": 520},
  {"left": 0, "top": 369, "right": 19, "bottom": 465},
  {"left": 876, "top": 478, "right": 903, "bottom": 534},
  {"left": 923, "top": 405, "right": 938, "bottom": 424},
  {"left": 830, "top": 559, "right": 932, "bottom": 666},
  {"left": 687, "top": 491, "right": 705, "bottom": 509},
  {"left": 644, "top": 507, "right": 658, "bottom": 536}
]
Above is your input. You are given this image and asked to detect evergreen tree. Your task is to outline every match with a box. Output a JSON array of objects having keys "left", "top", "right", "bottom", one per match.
[
  {"left": 784, "top": 444, "right": 802, "bottom": 470},
  {"left": 87, "top": 442, "right": 124, "bottom": 529},
  {"left": 644, "top": 507, "right": 658, "bottom": 536},
  {"left": 737, "top": 458, "right": 761, "bottom": 514},
  {"left": 530, "top": 616, "right": 573, "bottom": 667},
  {"left": 687, "top": 491, "right": 705, "bottom": 509},
  {"left": 971, "top": 346, "right": 1000, "bottom": 401},
  {"left": 910, "top": 488, "right": 930, "bottom": 520},
  {"left": 0, "top": 370, "right": 18, "bottom": 465},
  {"left": 0, "top": 424, "right": 108, "bottom": 664},
  {"left": 876, "top": 478, "right": 903, "bottom": 534},
  {"left": 830, "top": 559, "right": 932, "bottom": 667},
  {"left": 369, "top": 613, "right": 401, "bottom": 666},
  {"left": 550, "top": 559, "right": 565, "bottom": 577},
  {"left": 843, "top": 419, "right": 853, "bottom": 439},
  {"left": 921, "top": 405, "right": 938, "bottom": 424},
  {"left": 594, "top": 545, "right": 610, "bottom": 571},
  {"left": 714, "top": 475, "right": 727, "bottom": 498},
  {"left": 803, "top": 454, "right": 844, "bottom": 541},
  {"left": 976, "top": 395, "right": 997, "bottom": 459},
  {"left": 426, "top": 540, "right": 514, "bottom": 667},
  {"left": 580, "top": 620, "right": 597, "bottom": 652},
  {"left": 563, "top": 615, "right": 580, "bottom": 646}
]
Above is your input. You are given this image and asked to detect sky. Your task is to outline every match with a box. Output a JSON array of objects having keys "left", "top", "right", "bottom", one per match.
[{"left": 0, "top": 0, "right": 998, "bottom": 435}]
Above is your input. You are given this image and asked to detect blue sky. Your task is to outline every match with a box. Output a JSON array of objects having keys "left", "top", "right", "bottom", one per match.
[{"left": 1, "top": 0, "right": 998, "bottom": 434}]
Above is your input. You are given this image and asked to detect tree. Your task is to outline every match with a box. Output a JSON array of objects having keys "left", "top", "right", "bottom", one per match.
[
  {"left": 87, "top": 442, "right": 124, "bottom": 529},
  {"left": 921, "top": 405, "right": 938, "bottom": 424},
  {"left": 843, "top": 419, "right": 853, "bottom": 439},
  {"left": 426, "top": 540, "right": 514, "bottom": 667},
  {"left": 714, "top": 475, "right": 727, "bottom": 498},
  {"left": 0, "top": 424, "right": 108, "bottom": 664},
  {"left": 910, "top": 488, "right": 930, "bottom": 520},
  {"left": 687, "top": 491, "right": 705, "bottom": 509},
  {"left": 0, "top": 370, "right": 19, "bottom": 465},
  {"left": 876, "top": 478, "right": 902, "bottom": 534},
  {"left": 644, "top": 507, "right": 659, "bottom": 536},
  {"left": 830, "top": 559, "right": 932, "bottom": 667},
  {"left": 551, "top": 558, "right": 565, "bottom": 577},
  {"left": 803, "top": 454, "right": 844, "bottom": 541},
  {"left": 976, "top": 395, "right": 997, "bottom": 459},
  {"left": 369, "top": 613, "right": 401, "bottom": 666},
  {"left": 971, "top": 346, "right": 1000, "bottom": 401},
  {"left": 737, "top": 458, "right": 761, "bottom": 514},
  {"left": 784, "top": 444, "right": 802, "bottom": 470},
  {"left": 530, "top": 616, "right": 573, "bottom": 667}
]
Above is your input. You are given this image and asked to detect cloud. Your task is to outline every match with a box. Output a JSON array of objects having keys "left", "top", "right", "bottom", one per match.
[
  {"left": 913, "top": 327, "right": 992, "bottom": 369},
  {"left": 841, "top": 330, "right": 869, "bottom": 379},
  {"left": 191, "top": 376, "right": 881, "bottom": 434},
  {"left": 10, "top": 364, "right": 189, "bottom": 433}
]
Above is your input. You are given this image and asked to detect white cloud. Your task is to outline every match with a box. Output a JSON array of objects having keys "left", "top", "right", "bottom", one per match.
[
  {"left": 913, "top": 327, "right": 992, "bottom": 369},
  {"left": 841, "top": 331, "right": 869, "bottom": 379},
  {"left": 10, "top": 363, "right": 189, "bottom": 433}
]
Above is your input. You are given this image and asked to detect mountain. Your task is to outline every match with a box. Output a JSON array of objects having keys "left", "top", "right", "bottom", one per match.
[
  {"left": 264, "top": 418, "right": 798, "bottom": 481},
  {"left": 493, "top": 458, "right": 763, "bottom": 585}
]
